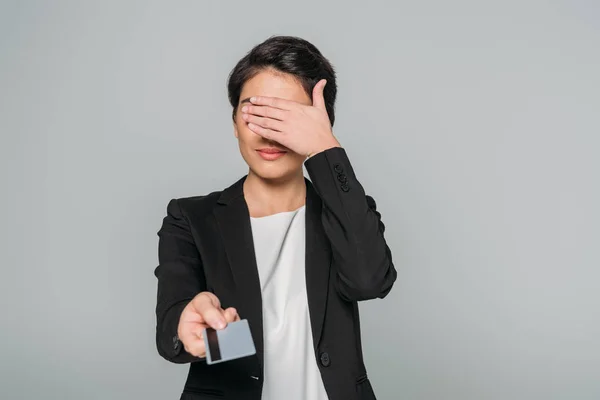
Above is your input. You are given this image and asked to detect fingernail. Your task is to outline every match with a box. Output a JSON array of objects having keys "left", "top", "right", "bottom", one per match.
[
  {"left": 241, "top": 106, "right": 248, "bottom": 112},
  {"left": 250, "top": 97, "right": 256, "bottom": 102}
]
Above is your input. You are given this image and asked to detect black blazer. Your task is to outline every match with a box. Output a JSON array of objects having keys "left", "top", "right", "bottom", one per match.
[{"left": 155, "top": 147, "right": 397, "bottom": 400}]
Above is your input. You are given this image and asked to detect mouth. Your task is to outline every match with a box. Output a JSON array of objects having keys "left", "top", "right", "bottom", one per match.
[{"left": 256, "top": 147, "right": 287, "bottom": 161}]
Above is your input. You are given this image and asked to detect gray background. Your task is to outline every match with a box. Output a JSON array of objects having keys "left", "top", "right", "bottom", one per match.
[{"left": 1, "top": 1, "right": 599, "bottom": 399}]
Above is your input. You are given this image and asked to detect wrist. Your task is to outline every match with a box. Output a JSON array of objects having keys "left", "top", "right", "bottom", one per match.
[{"left": 307, "top": 138, "right": 341, "bottom": 159}]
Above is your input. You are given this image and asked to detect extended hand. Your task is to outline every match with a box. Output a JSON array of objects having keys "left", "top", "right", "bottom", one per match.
[
  {"left": 241, "top": 79, "right": 341, "bottom": 158},
  {"left": 177, "top": 292, "right": 240, "bottom": 358}
]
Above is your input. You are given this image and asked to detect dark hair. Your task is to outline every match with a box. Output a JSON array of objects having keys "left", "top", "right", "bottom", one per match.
[{"left": 227, "top": 35, "right": 337, "bottom": 126}]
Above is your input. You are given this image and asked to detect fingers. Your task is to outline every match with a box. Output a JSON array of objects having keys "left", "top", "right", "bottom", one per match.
[
  {"left": 241, "top": 105, "right": 286, "bottom": 121},
  {"left": 177, "top": 321, "right": 206, "bottom": 358},
  {"left": 247, "top": 123, "right": 281, "bottom": 142},
  {"left": 190, "top": 293, "right": 243, "bottom": 330},
  {"left": 191, "top": 292, "right": 226, "bottom": 329},
  {"left": 249, "top": 96, "right": 294, "bottom": 110},
  {"left": 191, "top": 291, "right": 221, "bottom": 309},
  {"left": 311, "top": 79, "right": 327, "bottom": 110},
  {"left": 203, "top": 305, "right": 228, "bottom": 330},
  {"left": 183, "top": 330, "right": 206, "bottom": 358},
  {"left": 180, "top": 308, "right": 239, "bottom": 358},
  {"left": 242, "top": 113, "right": 284, "bottom": 132},
  {"left": 223, "top": 307, "right": 239, "bottom": 323},
  {"left": 180, "top": 293, "right": 242, "bottom": 358}
]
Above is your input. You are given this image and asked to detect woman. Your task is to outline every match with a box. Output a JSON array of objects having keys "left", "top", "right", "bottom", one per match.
[{"left": 155, "top": 35, "right": 397, "bottom": 400}]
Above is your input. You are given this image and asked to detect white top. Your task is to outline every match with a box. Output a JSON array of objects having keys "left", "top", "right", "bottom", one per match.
[{"left": 250, "top": 205, "right": 329, "bottom": 400}]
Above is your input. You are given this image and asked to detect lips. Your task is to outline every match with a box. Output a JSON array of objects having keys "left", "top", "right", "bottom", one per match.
[
  {"left": 256, "top": 147, "right": 287, "bottom": 161},
  {"left": 257, "top": 147, "right": 286, "bottom": 153}
]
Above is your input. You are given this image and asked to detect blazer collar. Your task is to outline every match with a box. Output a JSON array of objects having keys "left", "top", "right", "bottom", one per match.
[{"left": 216, "top": 175, "right": 246, "bottom": 205}]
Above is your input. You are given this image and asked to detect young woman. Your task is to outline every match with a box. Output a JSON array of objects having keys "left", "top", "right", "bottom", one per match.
[{"left": 155, "top": 35, "right": 397, "bottom": 400}]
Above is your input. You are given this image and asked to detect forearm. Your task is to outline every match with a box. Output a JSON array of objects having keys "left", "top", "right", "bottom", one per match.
[
  {"left": 155, "top": 198, "right": 206, "bottom": 364},
  {"left": 305, "top": 147, "right": 397, "bottom": 301}
]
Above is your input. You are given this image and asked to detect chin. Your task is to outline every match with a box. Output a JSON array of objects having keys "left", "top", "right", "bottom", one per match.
[
  {"left": 250, "top": 164, "right": 296, "bottom": 182},
  {"left": 249, "top": 158, "right": 305, "bottom": 182}
]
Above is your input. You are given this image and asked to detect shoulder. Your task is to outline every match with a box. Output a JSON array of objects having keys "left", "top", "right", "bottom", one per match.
[
  {"left": 176, "top": 190, "right": 220, "bottom": 209},
  {"left": 167, "top": 189, "right": 221, "bottom": 219},
  {"left": 163, "top": 175, "right": 245, "bottom": 220}
]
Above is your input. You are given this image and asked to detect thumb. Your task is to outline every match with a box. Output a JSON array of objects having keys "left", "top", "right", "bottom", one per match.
[{"left": 312, "top": 79, "right": 327, "bottom": 110}]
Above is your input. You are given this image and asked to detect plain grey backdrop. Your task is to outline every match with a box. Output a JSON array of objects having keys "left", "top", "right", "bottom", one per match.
[{"left": 1, "top": 1, "right": 599, "bottom": 399}]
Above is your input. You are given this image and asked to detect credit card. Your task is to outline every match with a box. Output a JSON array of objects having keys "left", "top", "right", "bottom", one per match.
[{"left": 203, "top": 319, "right": 256, "bottom": 365}]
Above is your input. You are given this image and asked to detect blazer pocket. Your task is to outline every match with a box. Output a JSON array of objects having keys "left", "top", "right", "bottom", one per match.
[
  {"left": 181, "top": 387, "right": 225, "bottom": 399},
  {"left": 356, "top": 374, "right": 377, "bottom": 400}
]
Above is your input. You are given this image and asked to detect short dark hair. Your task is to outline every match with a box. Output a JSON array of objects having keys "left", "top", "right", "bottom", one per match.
[{"left": 227, "top": 35, "right": 337, "bottom": 126}]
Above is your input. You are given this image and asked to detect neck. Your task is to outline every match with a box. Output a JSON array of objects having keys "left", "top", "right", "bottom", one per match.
[{"left": 243, "top": 169, "right": 306, "bottom": 218}]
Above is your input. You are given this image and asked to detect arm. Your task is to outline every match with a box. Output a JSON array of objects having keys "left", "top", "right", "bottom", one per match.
[
  {"left": 305, "top": 147, "right": 397, "bottom": 301},
  {"left": 154, "top": 198, "right": 205, "bottom": 364}
]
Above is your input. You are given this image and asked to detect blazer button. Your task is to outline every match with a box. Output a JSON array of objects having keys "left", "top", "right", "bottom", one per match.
[
  {"left": 320, "top": 352, "right": 331, "bottom": 367},
  {"left": 337, "top": 173, "right": 347, "bottom": 183},
  {"left": 333, "top": 164, "right": 343, "bottom": 173},
  {"left": 340, "top": 184, "right": 350, "bottom": 192}
]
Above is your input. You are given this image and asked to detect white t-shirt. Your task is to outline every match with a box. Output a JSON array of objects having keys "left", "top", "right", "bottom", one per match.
[{"left": 250, "top": 205, "right": 329, "bottom": 400}]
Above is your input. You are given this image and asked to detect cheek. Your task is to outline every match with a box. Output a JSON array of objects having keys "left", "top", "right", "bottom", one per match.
[
  {"left": 289, "top": 153, "right": 306, "bottom": 166},
  {"left": 236, "top": 121, "right": 259, "bottom": 145},
  {"left": 234, "top": 114, "right": 247, "bottom": 137}
]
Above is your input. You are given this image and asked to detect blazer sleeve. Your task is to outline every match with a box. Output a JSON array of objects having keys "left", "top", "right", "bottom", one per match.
[
  {"left": 154, "top": 198, "right": 206, "bottom": 364},
  {"left": 304, "top": 147, "right": 397, "bottom": 301}
]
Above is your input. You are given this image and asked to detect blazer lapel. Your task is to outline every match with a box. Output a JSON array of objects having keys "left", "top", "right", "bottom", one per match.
[
  {"left": 305, "top": 178, "right": 332, "bottom": 348},
  {"left": 213, "top": 176, "right": 264, "bottom": 368}
]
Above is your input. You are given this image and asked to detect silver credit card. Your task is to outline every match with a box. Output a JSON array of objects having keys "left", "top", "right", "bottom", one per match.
[{"left": 203, "top": 319, "right": 256, "bottom": 365}]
